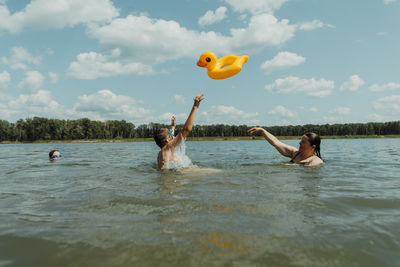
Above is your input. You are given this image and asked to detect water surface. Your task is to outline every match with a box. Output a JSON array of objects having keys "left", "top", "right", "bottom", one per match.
[{"left": 1, "top": 139, "right": 399, "bottom": 266}]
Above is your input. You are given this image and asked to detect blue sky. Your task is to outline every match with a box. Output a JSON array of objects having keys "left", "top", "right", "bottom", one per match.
[{"left": 0, "top": 0, "right": 399, "bottom": 126}]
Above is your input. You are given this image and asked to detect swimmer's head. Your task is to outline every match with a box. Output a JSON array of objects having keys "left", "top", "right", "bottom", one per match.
[
  {"left": 49, "top": 150, "right": 62, "bottom": 160},
  {"left": 154, "top": 128, "right": 173, "bottom": 148},
  {"left": 299, "top": 133, "right": 321, "bottom": 159}
]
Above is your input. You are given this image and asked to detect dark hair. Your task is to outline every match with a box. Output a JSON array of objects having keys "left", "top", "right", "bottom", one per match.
[
  {"left": 154, "top": 128, "right": 169, "bottom": 148},
  {"left": 305, "top": 132, "right": 322, "bottom": 159},
  {"left": 49, "top": 150, "right": 59, "bottom": 158}
]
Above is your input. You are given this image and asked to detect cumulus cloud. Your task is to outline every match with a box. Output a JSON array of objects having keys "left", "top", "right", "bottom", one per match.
[
  {"left": 229, "top": 14, "right": 296, "bottom": 51},
  {"left": 198, "top": 6, "right": 227, "bottom": 26},
  {"left": 89, "top": 14, "right": 294, "bottom": 61},
  {"left": 268, "top": 105, "right": 298, "bottom": 119},
  {"left": 260, "top": 51, "right": 305, "bottom": 74},
  {"left": 0, "top": 89, "right": 156, "bottom": 123},
  {"left": 18, "top": 71, "right": 44, "bottom": 92},
  {"left": 86, "top": 15, "right": 226, "bottom": 65},
  {"left": 373, "top": 95, "right": 400, "bottom": 111},
  {"left": 0, "top": 71, "right": 10, "bottom": 90},
  {"left": 297, "top": 19, "right": 334, "bottom": 31},
  {"left": 370, "top": 95, "right": 400, "bottom": 122},
  {"left": 265, "top": 76, "right": 334, "bottom": 97},
  {"left": 1, "top": 46, "right": 41, "bottom": 70},
  {"left": 73, "top": 90, "right": 153, "bottom": 121},
  {"left": 340, "top": 74, "right": 365, "bottom": 91},
  {"left": 67, "top": 50, "right": 153, "bottom": 79},
  {"left": 224, "top": 0, "right": 288, "bottom": 14},
  {"left": 0, "top": 0, "right": 119, "bottom": 33},
  {"left": 200, "top": 105, "right": 259, "bottom": 124},
  {"left": 66, "top": 12, "right": 307, "bottom": 79},
  {"left": 0, "top": 90, "right": 66, "bottom": 120},
  {"left": 369, "top": 82, "right": 400, "bottom": 92}
]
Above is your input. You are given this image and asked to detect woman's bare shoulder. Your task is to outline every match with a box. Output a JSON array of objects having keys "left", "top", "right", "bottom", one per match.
[{"left": 305, "top": 156, "right": 323, "bottom": 166}]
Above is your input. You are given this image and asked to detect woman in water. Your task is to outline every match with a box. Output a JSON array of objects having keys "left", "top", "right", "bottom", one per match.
[{"left": 248, "top": 127, "right": 323, "bottom": 166}]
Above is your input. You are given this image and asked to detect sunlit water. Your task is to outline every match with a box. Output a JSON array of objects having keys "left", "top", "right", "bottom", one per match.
[{"left": 0, "top": 139, "right": 399, "bottom": 267}]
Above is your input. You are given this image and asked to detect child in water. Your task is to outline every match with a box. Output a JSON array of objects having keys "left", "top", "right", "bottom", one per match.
[
  {"left": 49, "top": 150, "right": 62, "bottom": 161},
  {"left": 154, "top": 93, "right": 204, "bottom": 169}
]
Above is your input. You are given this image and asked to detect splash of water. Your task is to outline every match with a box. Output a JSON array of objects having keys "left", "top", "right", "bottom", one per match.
[{"left": 164, "top": 139, "right": 196, "bottom": 170}]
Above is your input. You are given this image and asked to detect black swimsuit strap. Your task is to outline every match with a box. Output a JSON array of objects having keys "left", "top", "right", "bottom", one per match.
[{"left": 290, "top": 151, "right": 301, "bottom": 163}]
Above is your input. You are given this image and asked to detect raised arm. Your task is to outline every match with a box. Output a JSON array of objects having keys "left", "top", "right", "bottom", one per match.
[
  {"left": 169, "top": 93, "right": 204, "bottom": 148},
  {"left": 170, "top": 116, "right": 176, "bottom": 136},
  {"left": 248, "top": 127, "right": 297, "bottom": 158}
]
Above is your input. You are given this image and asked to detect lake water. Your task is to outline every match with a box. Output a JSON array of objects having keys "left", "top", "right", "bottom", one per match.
[{"left": 0, "top": 139, "right": 399, "bottom": 267}]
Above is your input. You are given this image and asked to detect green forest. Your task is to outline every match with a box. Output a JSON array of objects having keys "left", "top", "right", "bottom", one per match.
[{"left": 1, "top": 117, "right": 400, "bottom": 142}]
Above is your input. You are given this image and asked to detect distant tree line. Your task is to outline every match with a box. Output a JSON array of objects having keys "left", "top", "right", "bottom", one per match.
[{"left": 0, "top": 117, "right": 400, "bottom": 142}]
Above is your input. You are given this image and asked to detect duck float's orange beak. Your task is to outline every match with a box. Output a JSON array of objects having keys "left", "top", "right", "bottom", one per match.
[{"left": 197, "top": 60, "right": 207, "bottom": 67}]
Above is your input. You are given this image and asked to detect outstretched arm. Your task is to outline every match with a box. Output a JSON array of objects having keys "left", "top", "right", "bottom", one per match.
[
  {"left": 248, "top": 127, "right": 297, "bottom": 158},
  {"left": 170, "top": 116, "right": 176, "bottom": 136},
  {"left": 169, "top": 93, "right": 204, "bottom": 148}
]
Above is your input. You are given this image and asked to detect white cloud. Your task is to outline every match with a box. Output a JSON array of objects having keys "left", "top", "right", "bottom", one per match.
[
  {"left": 86, "top": 15, "right": 227, "bottom": 65},
  {"left": 372, "top": 95, "right": 400, "bottom": 121},
  {"left": 229, "top": 14, "right": 296, "bottom": 51},
  {"left": 373, "top": 95, "right": 400, "bottom": 111},
  {"left": 173, "top": 94, "right": 185, "bottom": 104},
  {"left": 383, "top": 0, "right": 395, "bottom": 4},
  {"left": 0, "top": 90, "right": 67, "bottom": 120},
  {"left": 260, "top": 51, "right": 305, "bottom": 74},
  {"left": 0, "top": 0, "right": 119, "bottom": 33},
  {"left": 340, "top": 75, "right": 365, "bottom": 91},
  {"left": 0, "top": 89, "right": 156, "bottom": 123},
  {"left": 224, "top": 0, "right": 288, "bottom": 14},
  {"left": 268, "top": 105, "right": 297, "bottom": 118},
  {"left": 18, "top": 71, "right": 44, "bottom": 92},
  {"left": 48, "top": 72, "right": 58, "bottom": 83},
  {"left": 329, "top": 107, "right": 351, "bottom": 115},
  {"left": 73, "top": 90, "right": 153, "bottom": 121},
  {"left": 198, "top": 6, "right": 227, "bottom": 26},
  {"left": 369, "top": 82, "right": 400, "bottom": 92},
  {"left": 67, "top": 50, "right": 153, "bottom": 79},
  {"left": 297, "top": 20, "right": 334, "bottom": 31},
  {"left": 310, "top": 107, "right": 318, "bottom": 113},
  {"left": 73, "top": 13, "right": 304, "bottom": 78},
  {"left": 0, "top": 71, "right": 10, "bottom": 90},
  {"left": 1, "top": 46, "right": 41, "bottom": 70},
  {"left": 199, "top": 105, "right": 259, "bottom": 124},
  {"left": 265, "top": 76, "right": 334, "bottom": 97},
  {"left": 212, "top": 105, "right": 258, "bottom": 118},
  {"left": 377, "top": 95, "right": 400, "bottom": 103}
]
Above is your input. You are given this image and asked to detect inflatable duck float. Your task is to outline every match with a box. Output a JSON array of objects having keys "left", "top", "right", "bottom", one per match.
[{"left": 197, "top": 51, "right": 249, "bottom": 80}]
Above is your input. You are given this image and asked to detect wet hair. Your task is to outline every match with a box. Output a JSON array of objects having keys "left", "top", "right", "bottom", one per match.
[
  {"left": 154, "top": 128, "right": 169, "bottom": 148},
  {"left": 49, "top": 150, "right": 60, "bottom": 159},
  {"left": 304, "top": 132, "right": 322, "bottom": 159}
]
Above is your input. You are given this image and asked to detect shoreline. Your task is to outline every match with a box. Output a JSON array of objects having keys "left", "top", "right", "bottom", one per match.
[{"left": 1, "top": 135, "right": 399, "bottom": 144}]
